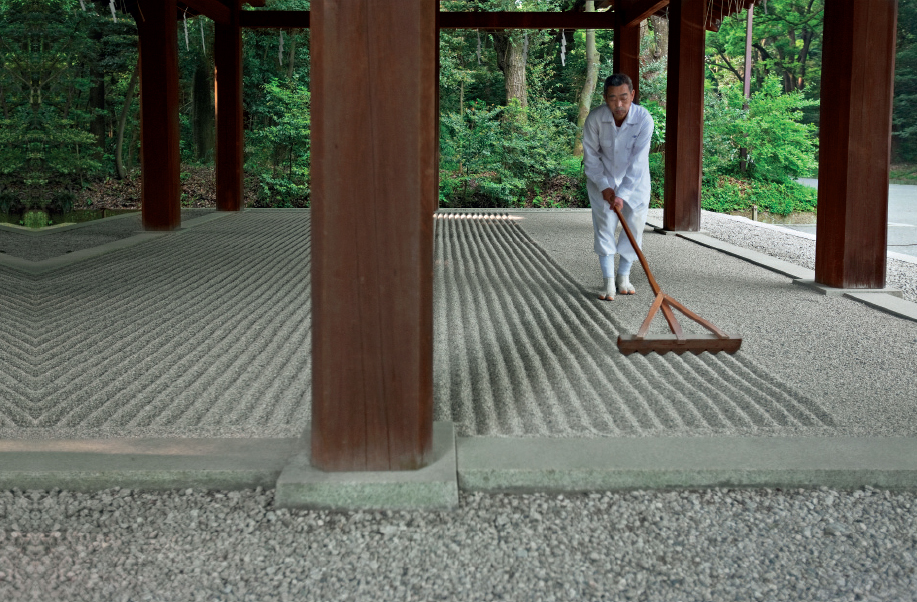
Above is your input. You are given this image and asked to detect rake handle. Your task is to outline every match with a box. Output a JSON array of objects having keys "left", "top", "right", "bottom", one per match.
[{"left": 612, "top": 204, "right": 661, "bottom": 296}]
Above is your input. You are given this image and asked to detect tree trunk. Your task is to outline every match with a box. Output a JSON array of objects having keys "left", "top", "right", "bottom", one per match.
[
  {"left": 115, "top": 57, "right": 140, "bottom": 180},
  {"left": 89, "top": 41, "right": 106, "bottom": 154},
  {"left": 286, "top": 33, "right": 297, "bottom": 79},
  {"left": 574, "top": 2, "right": 598, "bottom": 157},
  {"left": 491, "top": 30, "right": 528, "bottom": 108},
  {"left": 649, "top": 15, "right": 669, "bottom": 60},
  {"left": 192, "top": 52, "right": 215, "bottom": 162}
]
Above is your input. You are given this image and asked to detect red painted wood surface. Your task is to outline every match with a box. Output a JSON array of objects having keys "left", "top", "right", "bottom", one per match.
[
  {"left": 215, "top": 2, "right": 244, "bottom": 212},
  {"left": 815, "top": 0, "right": 898, "bottom": 289},
  {"left": 238, "top": 9, "right": 310, "bottom": 29},
  {"left": 616, "top": 0, "right": 669, "bottom": 28},
  {"left": 612, "top": 22, "right": 641, "bottom": 101},
  {"left": 180, "top": 0, "right": 230, "bottom": 25},
  {"left": 663, "top": 0, "right": 705, "bottom": 232},
  {"left": 311, "top": 0, "right": 435, "bottom": 471},
  {"left": 137, "top": 0, "right": 181, "bottom": 231}
]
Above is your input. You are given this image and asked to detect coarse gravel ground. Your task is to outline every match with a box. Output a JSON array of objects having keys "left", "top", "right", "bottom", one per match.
[
  {"left": 2, "top": 209, "right": 917, "bottom": 601},
  {"left": 1, "top": 487, "right": 915, "bottom": 602},
  {"left": 679, "top": 209, "right": 917, "bottom": 305}
]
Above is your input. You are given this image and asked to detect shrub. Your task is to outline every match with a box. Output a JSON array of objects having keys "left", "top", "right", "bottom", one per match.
[
  {"left": 439, "top": 98, "right": 575, "bottom": 207},
  {"left": 704, "top": 76, "right": 819, "bottom": 184},
  {"left": 702, "top": 176, "right": 817, "bottom": 216}
]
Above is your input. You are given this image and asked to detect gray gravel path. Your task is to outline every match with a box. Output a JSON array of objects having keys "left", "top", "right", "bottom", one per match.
[
  {"left": 2, "top": 487, "right": 915, "bottom": 601},
  {"left": 690, "top": 209, "right": 917, "bottom": 303}
]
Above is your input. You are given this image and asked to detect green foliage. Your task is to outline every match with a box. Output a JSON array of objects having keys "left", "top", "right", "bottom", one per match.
[
  {"left": 439, "top": 99, "right": 575, "bottom": 207},
  {"left": 705, "top": 0, "right": 824, "bottom": 97},
  {"left": 0, "top": 0, "right": 105, "bottom": 209},
  {"left": 245, "top": 76, "right": 311, "bottom": 207},
  {"left": 704, "top": 76, "right": 818, "bottom": 184},
  {"left": 702, "top": 177, "right": 817, "bottom": 216},
  {"left": 894, "top": 0, "right": 917, "bottom": 162}
]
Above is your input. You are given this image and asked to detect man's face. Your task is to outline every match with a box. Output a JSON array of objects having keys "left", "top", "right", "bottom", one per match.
[{"left": 604, "top": 84, "right": 635, "bottom": 121}]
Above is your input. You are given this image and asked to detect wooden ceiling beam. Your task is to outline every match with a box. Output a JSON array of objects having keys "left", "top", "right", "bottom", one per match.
[
  {"left": 616, "top": 0, "right": 669, "bottom": 28},
  {"left": 437, "top": 11, "right": 615, "bottom": 30},
  {"left": 179, "top": 0, "right": 231, "bottom": 25},
  {"left": 238, "top": 9, "right": 311, "bottom": 28}
]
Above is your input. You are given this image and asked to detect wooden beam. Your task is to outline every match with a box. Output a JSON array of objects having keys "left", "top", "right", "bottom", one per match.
[
  {"left": 616, "top": 0, "right": 669, "bottom": 28},
  {"left": 136, "top": 0, "right": 181, "bottom": 231},
  {"left": 815, "top": 0, "right": 898, "bottom": 289},
  {"left": 238, "top": 9, "right": 310, "bottom": 28},
  {"left": 180, "top": 0, "right": 230, "bottom": 25},
  {"left": 612, "top": 20, "right": 641, "bottom": 101},
  {"left": 663, "top": 0, "right": 705, "bottom": 232},
  {"left": 438, "top": 11, "right": 615, "bottom": 30},
  {"left": 215, "top": 1, "right": 243, "bottom": 211},
  {"left": 311, "top": 0, "right": 435, "bottom": 471}
]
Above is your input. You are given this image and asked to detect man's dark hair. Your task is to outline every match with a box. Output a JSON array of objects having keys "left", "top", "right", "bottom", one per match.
[{"left": 604, "top": 73, "right": 633, "bottom": 94}]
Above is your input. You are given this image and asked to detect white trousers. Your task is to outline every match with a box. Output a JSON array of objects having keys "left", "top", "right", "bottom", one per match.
[{"left": 587, "top": 180, "right": 648, "bottom": 262}]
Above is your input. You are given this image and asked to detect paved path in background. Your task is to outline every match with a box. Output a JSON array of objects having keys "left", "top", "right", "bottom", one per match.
[{"left": 792, "top": 179, "right": 917, "bottom": 257}]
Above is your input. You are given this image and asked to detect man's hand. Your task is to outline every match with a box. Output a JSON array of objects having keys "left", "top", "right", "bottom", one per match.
[
  {"left": 601, "top": 188, "right": 615, "bottom": 207},
  {"left": 613, "top": 196, "right": 624, "bottom": 211}
]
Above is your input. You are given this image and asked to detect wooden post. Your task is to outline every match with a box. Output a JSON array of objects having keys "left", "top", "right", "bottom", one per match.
[
  {"left": 136, "top": 0, "right": 181, "bottom": 230},
  {"left": 215, "top": 1, "right": 244, "bottom": 212},
  {"left": 612, "top": 21, "right": 641, "bottom": 101},
  {"left": 663, "top": 0, "right": 706, "bottom": 232},
  {"left": 815, "top": 0, "right": 898, "bottom": 289},
  {"left": 310, "top": 0, "right": 435, "bottom": 471}
]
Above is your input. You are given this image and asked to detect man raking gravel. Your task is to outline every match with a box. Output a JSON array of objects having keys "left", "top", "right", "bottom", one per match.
[{"left": 582, "top": 73, "right": 654, "bottom": 301}]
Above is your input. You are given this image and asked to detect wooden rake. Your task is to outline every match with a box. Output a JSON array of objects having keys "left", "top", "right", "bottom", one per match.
[{"left": 612, "top": 206, "right": 742, "bottom": 356}]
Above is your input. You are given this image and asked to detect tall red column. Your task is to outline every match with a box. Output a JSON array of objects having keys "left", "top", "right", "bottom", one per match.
[
  {"left": 815, "top": 0, "right": 898, "bottom": 289},
  {"left": 613, "top": 21, "right": 641, "bottom": 101},
  {"left": 136, "top": 0, "right": 181, "bottom": 230},
  {"left": 310, "top": 0, "right": 435, "bottom": 471},
  {"left": 663, "top": 0, "right": 706, "bottom": 232},
  {"left": 215, "top": 1, "right": 244, "bottom": 212}
]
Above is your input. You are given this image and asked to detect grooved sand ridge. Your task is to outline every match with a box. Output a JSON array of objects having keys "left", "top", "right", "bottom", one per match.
[
  {"left": 0, "top": 210, "right": 834, "bottom": 437},
  {"left": 432, "top": 213, "right": 834, "bottom": 437}
]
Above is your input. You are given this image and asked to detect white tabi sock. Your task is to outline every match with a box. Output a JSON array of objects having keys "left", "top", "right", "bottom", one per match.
[{"left": 600, "top": 277, "right": 615, "bottom": 301}]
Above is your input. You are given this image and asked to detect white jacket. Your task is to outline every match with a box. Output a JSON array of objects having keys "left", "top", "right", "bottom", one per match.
[{"left": 582, "top": 102, "right": 654, "bottom": 209}]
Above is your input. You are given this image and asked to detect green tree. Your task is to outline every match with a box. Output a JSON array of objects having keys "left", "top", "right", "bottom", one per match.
[
  {"left": 894, "top": 0, "right": 917, "bottom": 162},
  {"left": 0, "top": 0, "right": 105, "bottom": 213},
  {"left": 706, "top": 0, "right": 824, "bottom": 96}
]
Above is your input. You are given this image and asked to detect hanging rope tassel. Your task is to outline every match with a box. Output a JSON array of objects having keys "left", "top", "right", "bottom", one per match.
[
  {"left": 476, "top": 30, "right": 482, "bottom": 65},
  {"left": 109, "top": 0, "right": 118, "bottom": 23},
  {"left": 279, "top": 31, "right": 284, "bottom": 67},
  {"left": 560, "top": 31, "right": 566, "bottom": 66},
  {"left": 79, "top": 0, "right": 86, "bottom": 11}
]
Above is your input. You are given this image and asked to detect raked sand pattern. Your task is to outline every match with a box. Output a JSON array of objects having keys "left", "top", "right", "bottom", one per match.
[
  {"left": 0, "top": 211, "right": 313, "bottom": 431},
  {"left": 0, "top": 210, "right": 834, "bottom": 436},
  {"left": 432, "top": 212, "right": 835, "bottom": 437}
]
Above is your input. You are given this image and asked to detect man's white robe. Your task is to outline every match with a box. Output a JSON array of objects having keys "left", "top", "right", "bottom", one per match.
[{"left": 582, "top": 102, "right": 654, "bottom": 263}]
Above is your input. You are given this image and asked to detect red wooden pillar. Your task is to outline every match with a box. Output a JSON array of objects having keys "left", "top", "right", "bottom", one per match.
[
  {"left": 815, "top": 0, "right": 898, "bottom": 289},
  {"left": 613, "top": 21, "right": 641, "bottom": 101},
  {"left": 310, "top": 0, "right": 435, "bottom": 471},
  {"left": 663, "top": 0, "right": 706, "bottom": 232},
  {"left": 136, "top": 0, "right": 181, "bottom": 230},
  {"left": 215, "top": 1, "right": 244, "bottom": 212}
]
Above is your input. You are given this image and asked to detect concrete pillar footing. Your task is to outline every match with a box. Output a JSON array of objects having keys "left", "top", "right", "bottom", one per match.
[{"left": 275, "top": 422, "right": 459, "bottom": 511}]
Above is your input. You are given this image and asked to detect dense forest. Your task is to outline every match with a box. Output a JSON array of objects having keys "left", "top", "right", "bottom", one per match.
[{"left": 0, "top": 0, "right": 915, "bottom": 219}]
